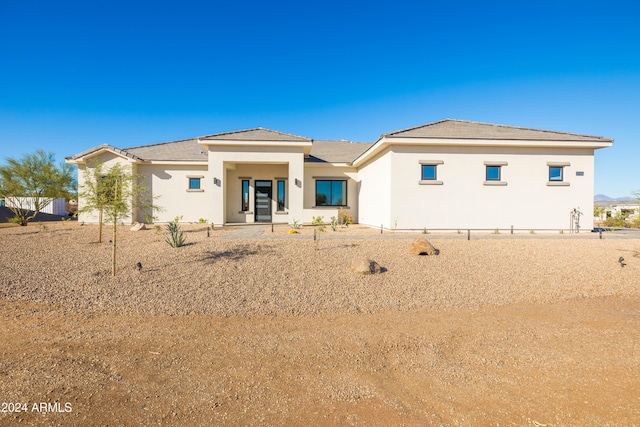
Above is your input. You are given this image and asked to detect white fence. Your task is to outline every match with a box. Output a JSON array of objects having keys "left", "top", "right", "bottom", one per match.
[{"left": 4, "top": 197, "right": 67, "bottom": 216}]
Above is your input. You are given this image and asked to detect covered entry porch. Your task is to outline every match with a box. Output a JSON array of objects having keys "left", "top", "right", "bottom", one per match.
[{"left": 223, "top": 162, "right": 299, "bottom": 224}]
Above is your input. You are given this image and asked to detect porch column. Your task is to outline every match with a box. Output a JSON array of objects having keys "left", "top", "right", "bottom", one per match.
[{"left": 210, "top": 156, "right": 225, "bottom": 226}]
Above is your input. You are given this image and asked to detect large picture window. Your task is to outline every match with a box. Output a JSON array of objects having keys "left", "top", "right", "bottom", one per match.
[{"left": 315, "top": 180, "right": 346, "bottom": 206}]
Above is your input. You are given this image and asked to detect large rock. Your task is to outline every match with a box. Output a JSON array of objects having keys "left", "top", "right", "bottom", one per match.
[
  {"left": 408, "top": 238, "right": 437, "bottom": 256},
  {"left": 350, "top": 257, "right": 382, "bottom": 274},
  {"left": 130, "top": 222, "right": 146, "bottom": 231}
]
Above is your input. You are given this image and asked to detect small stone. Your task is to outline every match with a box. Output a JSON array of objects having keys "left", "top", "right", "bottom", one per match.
[
  {"left": 408, "top": 238, "right": 437, "bottom": 256},
  {"left": 350, "top": 257, "right": 382, "bottom": 274},
  {"left": 130, "top": 222, "right": 146, "bottom": 231}
]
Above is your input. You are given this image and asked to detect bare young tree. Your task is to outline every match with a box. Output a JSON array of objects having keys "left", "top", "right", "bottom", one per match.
[{"left": 78, "top": 162, "right": 158, "bottom": 275}]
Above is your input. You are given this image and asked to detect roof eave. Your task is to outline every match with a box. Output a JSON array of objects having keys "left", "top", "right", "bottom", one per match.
[
  {"left": 353, "top": 136, "right": 613, "bottom": 167},
  {"left": 198, "top": 139, "right": 314, "bottom": 155},
  {"left": 65, "top": 145, "right": 141, "bottom": 165}
]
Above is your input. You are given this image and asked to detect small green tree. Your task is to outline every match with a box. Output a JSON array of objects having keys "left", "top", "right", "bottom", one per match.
[{"left": 0, "top": 151, "right": 75, "bottom": 226}]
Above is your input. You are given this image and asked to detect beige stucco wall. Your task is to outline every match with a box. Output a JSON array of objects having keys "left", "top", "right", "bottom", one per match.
[
  {"left": 355, "top": 150, "right": 392, "bottom": 228},
  {"left": 136, "top": 164, "right": 210, "bottom": 223},
  {"left": 383, "top": 145, "right": 596, "bottom": 231},
  {"left": 302, "top": 164, "right": 359, "bottom": 224}
]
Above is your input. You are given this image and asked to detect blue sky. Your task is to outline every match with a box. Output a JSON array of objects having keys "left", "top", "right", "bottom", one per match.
[{"left": 1, "top": 0, "right": 638, "bottom": 197}]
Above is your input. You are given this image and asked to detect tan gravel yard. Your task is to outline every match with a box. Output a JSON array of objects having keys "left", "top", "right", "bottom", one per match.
[{"left": 1, "top": 223, "right": 639, "bottom": 426}]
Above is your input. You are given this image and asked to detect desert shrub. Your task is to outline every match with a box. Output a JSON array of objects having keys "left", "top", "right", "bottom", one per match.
[
  {"left": 603, "top": 212, "right": 631, "bottom": 228},
  {"left": 330, "top": 216, "right": 338, "bottom": 231},
  {"left": 198, "top": 218, "right": 207, "bottom": 224},
  {"left": 290, "top": 218, "right": 301, "bottom": 230},
  {"left": 338, "top": 208, "right": 353, "bottom": 226},
  {"left": 312, "top": 216, "right": 326, "bottom": 233},
  {"left": 165, "top": 220, "right": 186, "bottom": 247}
]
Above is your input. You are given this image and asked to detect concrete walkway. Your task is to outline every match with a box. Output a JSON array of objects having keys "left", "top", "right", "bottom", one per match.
[{"left": 219, "top": 225, "right": 270, "bottom": 239}]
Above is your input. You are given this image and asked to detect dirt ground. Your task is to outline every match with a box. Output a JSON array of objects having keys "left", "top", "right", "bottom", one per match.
[{"left": 1, "top": 295, "right": 639, "bottom": 426}]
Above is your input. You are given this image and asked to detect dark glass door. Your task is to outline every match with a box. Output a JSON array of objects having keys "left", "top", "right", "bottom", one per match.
[{"left": 255, "top": 180, "right": 272, "bottom": 222}]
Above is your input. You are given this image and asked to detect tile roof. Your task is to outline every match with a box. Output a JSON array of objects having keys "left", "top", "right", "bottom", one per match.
[
  {"left": 125, "top": 138, "right": 207, "bottom": 161},
  {"left": 66, "top": 144, "right": 141, "bottom": 161},
  {"left": 385, "top": 119, "right": 614, "bottom": 142},
  {"left": 307, "top": 140, "right": 373, "bottom": 163},
  {"left": 200, "top": 127, "right": 312, "bottom": 142}
]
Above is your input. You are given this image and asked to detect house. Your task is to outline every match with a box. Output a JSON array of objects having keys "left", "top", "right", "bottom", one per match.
[{"left": 66, "top": 119, "right": 613, "bottom": 231}]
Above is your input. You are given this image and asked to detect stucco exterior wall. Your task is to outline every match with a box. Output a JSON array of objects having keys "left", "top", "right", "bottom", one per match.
[
  {"left": 387, "top": 145, "right": 595, "bottom": 231},
  {"left": 136, "top": 164, "right": 209, "bottom": 223},
  {"left": 76, "top": 152, "right": 134, "bottom": 224},
  {"left": 356, "top": 150, "right": 392, "bottom": 228},
  {"left": 303, "top": 164, "right": 359, "bottom": 224}
]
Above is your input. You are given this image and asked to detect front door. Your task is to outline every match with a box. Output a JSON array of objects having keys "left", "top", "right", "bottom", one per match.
[{"left": 255, "top": 180, "right": 272, "bottom": 222}]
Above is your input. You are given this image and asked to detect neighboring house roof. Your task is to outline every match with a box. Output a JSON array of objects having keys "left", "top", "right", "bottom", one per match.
[
  {"left": 385, "top": 119, "right": 614, "bottom": 142},
  {"left": 200, "top": 127, "right": 312, "bottom": 142},
  {"left": 307, "top": 140, "right": 373, "bottom": 163}
]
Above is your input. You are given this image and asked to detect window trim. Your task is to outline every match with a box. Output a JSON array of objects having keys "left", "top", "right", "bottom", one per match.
[
  {"left": 483, "top": 162, "right": 508, "bottom": 186},
  {"left": 314, "top": 179, "right": 347, "bottom": 207},
  {"left": 547, "top": 163, "right": 571, "bottom": 186},
  {"left": 187, "top": 176, "right": 204, "bottom": 192},
  {"left": 419, "top": 160, "right": 444, "bottom": 185}
]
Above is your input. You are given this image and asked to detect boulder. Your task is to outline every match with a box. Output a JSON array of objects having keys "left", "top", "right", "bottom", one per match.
[
  {"left": 130, "top": 222, "right": 146, "bottom": 231},
  {"left": 351, "top": 257, "right": 382, "bottom": 274},
  {"left": 408, "top": 238, "right": 437, "bottom": 256}
]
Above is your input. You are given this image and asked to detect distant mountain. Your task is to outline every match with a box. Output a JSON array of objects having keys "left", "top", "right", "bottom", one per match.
[{"left": 594, "top": 194, "right": 637, "bottom": 203}]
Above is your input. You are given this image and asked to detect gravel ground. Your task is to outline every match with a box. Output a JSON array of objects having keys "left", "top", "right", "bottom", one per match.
[
  {"left": 1, "top": 222, "right": 638, "bottom": 316},
  {"left": 1, "top": 222, "right": 639, "bottom": 426}
]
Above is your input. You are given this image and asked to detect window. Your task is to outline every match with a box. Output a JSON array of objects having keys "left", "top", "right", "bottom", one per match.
[
  {"left": 486, "top": 165, "right": 501, "bottom": 181},
  {"left": 241, "top": 179, "right": 249, "bottom": 211},
  {"left": 421, "top": 165, "right": 437, "bottom": 180},
  {"left": 549, "top": 166, "right": 563, "bottom": 181},
  {"left": 315, "top": 180, "right": 346, "bottom": 206},
  {"left": 188, "top": 177, "right": 201, "bottom": 190},
  {"left": 277, "top": 180, "right": 285, "bottom": 211},
  {"left": 418, "top": 161, "right": 444, "bottom": 185}
]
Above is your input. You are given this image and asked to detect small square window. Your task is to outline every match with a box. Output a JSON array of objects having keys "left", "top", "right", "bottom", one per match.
[
  {"left": 188, "top": 177, "right": 201, "bottom": 190},
  {"left": 421, "top": 165, "right": 437, "bottom": 180},
  {"left": 486, "top": 165, "right": 501, "bottom": 181},
  {"left": 549, "top": 166, "right": 563, "bottom": 181}
]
